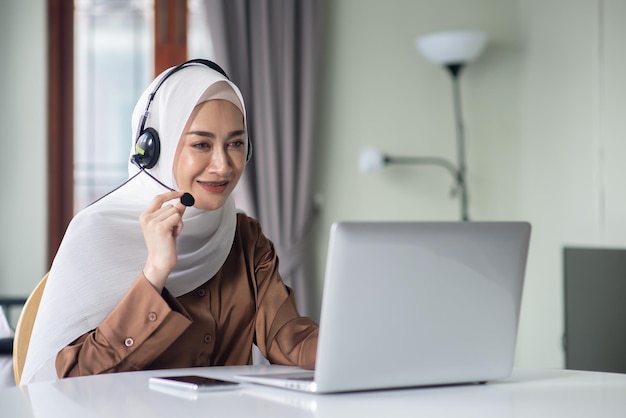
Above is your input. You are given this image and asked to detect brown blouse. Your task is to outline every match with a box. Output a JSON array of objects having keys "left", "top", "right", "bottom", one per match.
[{"left": 55, "top": 214, "right": 318, "bottom": 378}]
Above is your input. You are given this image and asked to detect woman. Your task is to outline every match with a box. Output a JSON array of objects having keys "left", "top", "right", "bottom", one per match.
[{"left": 20, "top": 60, "right": 318, "bottom": 385}]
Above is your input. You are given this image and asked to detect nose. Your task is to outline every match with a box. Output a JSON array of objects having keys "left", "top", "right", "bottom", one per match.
[{"left": 208, "top": 146, "right": 232, "bottom": 176}]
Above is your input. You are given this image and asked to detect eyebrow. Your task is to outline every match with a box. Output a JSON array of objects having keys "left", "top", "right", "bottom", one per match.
[{"left": 186, "top": 129, "right": 246, "bottom": 139}]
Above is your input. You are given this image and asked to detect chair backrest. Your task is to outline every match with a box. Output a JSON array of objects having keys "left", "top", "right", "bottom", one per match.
[{"left": 13, "top": 273, "right": 48, "bottom": 385}]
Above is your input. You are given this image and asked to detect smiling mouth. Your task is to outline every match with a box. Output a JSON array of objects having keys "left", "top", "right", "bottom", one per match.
[
  {"left": 198, "top": 180, "right": 228, "bottom": 187},
  {"left": 197, "top": 180, "right": 229, "bottom": 193}
]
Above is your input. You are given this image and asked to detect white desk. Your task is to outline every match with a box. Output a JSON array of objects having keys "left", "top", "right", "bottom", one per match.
[{"left": 2, "top": 366, "right": 626, "bottom": 417}]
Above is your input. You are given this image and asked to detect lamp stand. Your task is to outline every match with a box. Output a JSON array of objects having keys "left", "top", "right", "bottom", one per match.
[
  {"left": 388, "top": 64, "right": 470, "bottom": 221},
  {"left": 446, "top": 63, "right": 469, "bottom": 221},
  {"left": 362, "top": 55, "right": 479, "bottom": 221}
]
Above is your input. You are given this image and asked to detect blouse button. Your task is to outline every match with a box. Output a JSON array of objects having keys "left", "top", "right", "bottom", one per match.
[
  {"left": 197, "top": 289, "right": 206, "bottom": 297},
  {"left": 124, "top": 337, "right": 134, "bottom": 347},
  {"left": 203, "top": 334, "right": 213, "bottom": 344},
  {"left": 148, "top": 312, "right": 157, "bottom": 321}
]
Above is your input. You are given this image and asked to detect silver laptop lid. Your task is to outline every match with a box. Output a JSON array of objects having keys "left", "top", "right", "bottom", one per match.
[{"left": 314, "top": 221, "right": 531, "bottom": 393}]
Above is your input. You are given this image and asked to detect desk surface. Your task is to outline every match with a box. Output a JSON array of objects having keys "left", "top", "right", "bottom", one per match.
[{"left": 2, "top": 366, "right": 626, "bottom": 418}]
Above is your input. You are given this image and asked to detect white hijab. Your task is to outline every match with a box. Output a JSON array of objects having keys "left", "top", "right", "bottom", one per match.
[{"left": 21, "top": 64, "right": 248, "bottom": 385}]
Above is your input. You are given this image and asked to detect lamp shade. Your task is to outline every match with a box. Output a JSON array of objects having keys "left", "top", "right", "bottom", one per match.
[
  {"left": 416, "top": 30, "right": 488, "bottom": 66},
  {"left": 358, "top": 146, "right": 386, "bottom": 173}
]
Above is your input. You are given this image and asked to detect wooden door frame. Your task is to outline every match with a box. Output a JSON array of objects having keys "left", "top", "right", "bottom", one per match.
[{"left": 47, "top": 0, "right": 74, "bottom": 267}]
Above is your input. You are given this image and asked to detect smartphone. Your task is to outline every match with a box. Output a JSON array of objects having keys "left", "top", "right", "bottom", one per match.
[{"left": 149, "top": 375, "right": 240, "bottom": 394}]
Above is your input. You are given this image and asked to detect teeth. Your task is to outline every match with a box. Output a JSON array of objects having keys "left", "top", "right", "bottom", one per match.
[{"left": 200, "top": 181, "right": 227, "bottom": 187}]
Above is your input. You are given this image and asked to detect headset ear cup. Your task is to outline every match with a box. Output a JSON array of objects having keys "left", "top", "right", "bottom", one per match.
[{"left": 134, "top": 127, "right": 161, "bottom": 169}]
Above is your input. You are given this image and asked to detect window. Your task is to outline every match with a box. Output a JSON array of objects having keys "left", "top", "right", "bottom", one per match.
[{"left": 74, "top": 0, "right": 153, "bottom": 210}]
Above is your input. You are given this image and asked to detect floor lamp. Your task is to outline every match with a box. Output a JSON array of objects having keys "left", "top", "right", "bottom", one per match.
[{"left": 359, "top": 30, "right": 487, "bottom": 222}]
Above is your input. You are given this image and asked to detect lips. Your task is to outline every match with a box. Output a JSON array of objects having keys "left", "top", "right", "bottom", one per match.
[{"left": 197, "top": 180, "right": 229, "bottom": 193}]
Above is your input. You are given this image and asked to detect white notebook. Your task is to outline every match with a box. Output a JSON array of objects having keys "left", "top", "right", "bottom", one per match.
[{"left": 236, "top": 221, "right": 531, "bottom": 393}]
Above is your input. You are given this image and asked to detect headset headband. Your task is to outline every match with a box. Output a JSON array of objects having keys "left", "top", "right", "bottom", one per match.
[{"left": 136, "top": 59, "right": 230, "bottom": 141}]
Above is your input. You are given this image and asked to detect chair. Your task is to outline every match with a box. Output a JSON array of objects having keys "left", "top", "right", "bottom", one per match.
[{"left": 13, "top": 273, "right": 48, "bottom": 386}]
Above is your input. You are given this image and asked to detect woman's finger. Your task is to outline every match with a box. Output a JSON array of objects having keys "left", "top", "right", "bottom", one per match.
[{"left": 144, "top": 191, "right": 185, "bottom": 213}]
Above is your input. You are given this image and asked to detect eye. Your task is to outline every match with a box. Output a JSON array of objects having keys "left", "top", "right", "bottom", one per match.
[
  {"left": 192, "top": 142, "right": 211, "bottom": 150},
  {"left": 228, "top": 140, "right": 245, "bottom": 149}
]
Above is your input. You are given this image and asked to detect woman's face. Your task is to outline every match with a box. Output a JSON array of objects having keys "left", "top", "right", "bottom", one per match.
[{"left": 174, "top": 99, "right": 246, "bottom": 211}]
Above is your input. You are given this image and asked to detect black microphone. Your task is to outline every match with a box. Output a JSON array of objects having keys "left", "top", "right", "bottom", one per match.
[
  {"left": 132, "top": 156, "right": 195, "bottom": 207},
  {"left": 180, "top": 192, "right": 195, "bottom": 207}
]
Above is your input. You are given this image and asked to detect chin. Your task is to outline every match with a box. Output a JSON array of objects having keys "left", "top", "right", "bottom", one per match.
[{"left": 196, "top": 198, "right": 228, "bottom": 212}]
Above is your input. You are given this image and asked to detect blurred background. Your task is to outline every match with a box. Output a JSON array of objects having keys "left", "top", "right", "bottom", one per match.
[{"left": 2, "top": 0, "right": 626, "bottom": 373}]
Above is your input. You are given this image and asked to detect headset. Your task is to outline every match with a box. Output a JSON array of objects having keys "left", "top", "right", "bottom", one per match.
[
  {"left": 91, "top": 59, "right": 250, "bottom": 208},
  {"left": 131, "top": 58, "right": 252, "bottom": 170}
]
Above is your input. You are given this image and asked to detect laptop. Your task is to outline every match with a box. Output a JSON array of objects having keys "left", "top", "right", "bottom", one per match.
[{"left": 236, "top": 221, "right": 531, "bottom": 393}]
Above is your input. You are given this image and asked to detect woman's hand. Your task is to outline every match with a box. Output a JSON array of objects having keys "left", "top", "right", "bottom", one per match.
[{"left": 139, "top": 191, "right": 187, "bottom": 292}]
